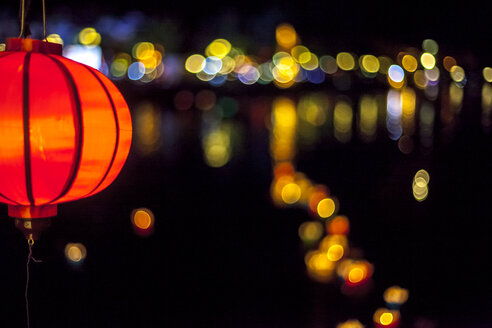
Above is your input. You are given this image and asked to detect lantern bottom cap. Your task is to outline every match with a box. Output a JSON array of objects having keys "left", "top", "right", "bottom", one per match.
[{"left": 8, "top": 204, "right": 57, "bottom": 219}]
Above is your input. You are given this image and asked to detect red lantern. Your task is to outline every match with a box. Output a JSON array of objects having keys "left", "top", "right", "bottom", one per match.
[{"left": 0, "top": 38, "right": 132, "bottom": 224}]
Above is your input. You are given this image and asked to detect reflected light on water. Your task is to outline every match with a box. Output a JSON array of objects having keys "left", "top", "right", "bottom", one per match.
[
  {"left": 413, "top": 169, "right": 430, "bottom": 201},
  {"left": 336, "top": 319, "right": 364, "bottom": 328},
  {"left": 65, "top": 243, "right": 87, "bottom": 263},
  {"left": 131, "top": 208, "right": 155, "bottom": 237},
  {"left": 401, "top": 55, "right": 417, "bottom": 72},
  {"left": 281, "top": 182, "right": 302, "bottom": 204},
  {"left": 482, "top": 83, "right": 492, "bottom": 130},
  {"left": 373, "top": 308, "right": 400, "bottom": 327},
  {"left": 387, "top": 89, "right": 402, "bottom": 140},
  {"left": 359, "top": 94, "right": 378, "bottom": 142},
  {"left": 327, "top": 244, "right": 344, "bottom": 261},
  {"left": 298, "top": 221, "right": 324, "bottom": 245},
  {"left": 334, "top": 100, "right": 353, "bottom": 143},
  {"left": 135, "top": 102, "right": 161, "bottom": 155},
  {"left": 317, "top": 197, "right": 336, "bottom": 218},
  {"left": 383, "top": 285, "right": 409, "bottom": 306}
]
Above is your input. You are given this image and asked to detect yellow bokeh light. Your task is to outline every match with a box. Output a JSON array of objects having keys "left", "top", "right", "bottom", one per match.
[
  {"left": 298, "top": 221, "right": 324, "bottom": 243},
  {"left": 414, "top": 169, "right": 430, "bottom": 184},
  {"left": 133, "top": 42, "right": 155, "bottom": 61},
  {"left": 373, "top": 309, "right": 400, "bottom": 326},
  {"left": 383, "top": 285, "right": 409, "bottom": 305},
  {"left": 317, "top": 198, "right": 336, "bottom": 218},
  {"left": 276, "top": 23, "right": 297, "bottom": 49},
  {"left": 65, "top": 243, "right": 87, "bottom": 263},
  {"left": 483, "top": 67, "right": 492, "bottom": 82},
  {"left": 361, "top": 54, "right": 380, "bottom": 74},
  {"left": 402, "top": 54, "right": 418, "bottom": 72},
  {"left": 306, "top": 250, "right": 336, "bottom": 273},
  {"left": 327, "top": 244, "right": 344, "bottom": 261},
  {"left": 336, "top": 319, "right": 364, "bottom": 328},
  {"left": 291, "top": 45, "right": 310, "bottom": 62},
  {"left": 319, "top": 235, "right": 348, "bottom": 252},
  {"left": 336, "top": 52, "right": 355, "bottom": 71},
  {"left": 203, "top": 126, "right": 231, "bottom": 167},
  {"left": 450, "top": 65, "right": 465, "bottom": 82},
  {"left": 79, "top": 27, "right": 101, "bottom": 46},
  {"left": 46, "top": 33, "right": 63, "bottom": 45},
  {"left": 205, "top": 39, "right": 232, "bottom": 59},
  {"left": 300, "top": 52, "right": 319, "bottom": 70},
  {"left": 379, "top": 312, "right": 394, "bottom": 326},
  {"left": 413, "top": 169, "right": 429, "bottom": 202},
  {"left": 420, "top": 53, "right": 436, "bottom": 69},
  {"left": 281, "top": 183, "right": 302, "bottom": 204},
  {"left": 185, "top": 54, "right": 206, "bottom": 73},
  {"left": 219, "top": 56, "right": 236, "bottom": 74},
  {"left": 413, "top": 70, "right": 428, "bottom": 89},
  {"left": 348, "top": 267, "right": 365, "bottom": 283},
  {"left": 273, "top": 52, "right": 295, "bottom": 69},
  {"left": 334, "top": 100, "right": 353, "bottom": 143},
  {"left": 359, "top": 94, "right": 378, "bottom": 142}
]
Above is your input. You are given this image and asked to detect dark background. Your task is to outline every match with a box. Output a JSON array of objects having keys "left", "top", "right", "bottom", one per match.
[{"left": 1, "top": 0, "right": 492, "bottom": 327}]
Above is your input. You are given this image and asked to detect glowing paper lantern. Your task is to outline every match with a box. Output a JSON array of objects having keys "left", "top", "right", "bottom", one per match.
[{"left": 0, "top": 38, "right": 132, "bottom": 220}]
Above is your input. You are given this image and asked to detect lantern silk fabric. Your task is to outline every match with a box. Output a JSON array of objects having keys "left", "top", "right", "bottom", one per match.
[{"left": 0, "top": 49, "right": 132, "bottom": 217}]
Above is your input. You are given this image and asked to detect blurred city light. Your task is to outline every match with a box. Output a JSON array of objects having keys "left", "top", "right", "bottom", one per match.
[
  {"left": 65, "top": 243, "right": 87, "bottom": 264},
  {"left": 131, "top": 208, "right": 155, "bottom": 237}
]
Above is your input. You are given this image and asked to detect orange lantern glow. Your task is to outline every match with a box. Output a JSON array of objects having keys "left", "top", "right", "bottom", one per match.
[{"left": 0, "top": 38, "right": 132, "bottom": 225}]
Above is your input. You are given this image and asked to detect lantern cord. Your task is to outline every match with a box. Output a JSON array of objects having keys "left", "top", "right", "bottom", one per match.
[
  {"left": 41, "top": 0, "right": 47, "bottom": 40},
  {"left": 18, "top": 0, "right": 26, "bottom": 38},
  {"left": 25, "top": 237, "right": 42, "bottom": 328}
]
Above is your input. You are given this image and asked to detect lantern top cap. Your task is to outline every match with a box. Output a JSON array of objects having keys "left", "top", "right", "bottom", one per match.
[{"left": 5, "top": 38, "right": 62, "bottom": 56}]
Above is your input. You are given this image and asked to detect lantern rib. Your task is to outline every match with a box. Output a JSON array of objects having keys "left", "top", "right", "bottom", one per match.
[
  {"left": 23, "top": 53, "right": 35, "bottom": 206},
  {"left": 44, "top": 55, "right": 84, "bottom": 205},
  {"left": 82, "top": 66, "right": 120, "bottom": 197},
  {"left": 0, "top": 192, "right": 20, "bottom": 205},
  {"left": 0, "top": 53, "right": 14, "bottom": 59}
]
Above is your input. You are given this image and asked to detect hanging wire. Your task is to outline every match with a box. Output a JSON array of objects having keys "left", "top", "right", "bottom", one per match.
[
  {"left": 25, "top": 237, "right": 42, "bottom": 328},
  {"left": 18, "top": 0, "right": 26, "bottom": 38},
  {"left": 42, "top": 0, "right": 47, "bottom": 40},
  {"left": 17, "top": 0, "right": 47, "bottom": 39}
]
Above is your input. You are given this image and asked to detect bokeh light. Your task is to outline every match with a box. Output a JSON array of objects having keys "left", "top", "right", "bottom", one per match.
[
  {"left": 384, "top": 285, "right": 409, "bottom": 306},
  {"left": 79, "top": 27, "right": 101, "bottom": 46},
  {"left": 336, "top": 319, "right": 364, "bottom": 328},
  {"left": 185, "top": 54, "right": 206, "bottom": 73},
  {"left": 65, "top": 243, "right": 87, "bottom": 263},
  {"left": 281, "top": 182, "right": 302, "bottom": 204},
  {"left": 298, "top": 221, "right": 324, "bottom": 244},
  {"left": 388, "top": 65, "right": 404, "bottom": 83},
  {"left": 482, "top": 67, "right": 492, "bottom": 82},
  {"left": 336, "top": 52, "right": 355, "bottom": 71},
  {"left": 131, "top": 208, "right": 155, "bottom": 237},
  {"left": 276, "top": 23, "right": 298, "bottom": 49},
  {"left": 420, "top": 53, "right": 436, "bottom": 70},
  {"left": 422, "top": 39, "right": 438, "bottom": 55},
  {"left": 327, "top": 215, "right": 350, "bottom": 235},
  {"left": 317, "top": 197, "right": 336, "bottom": 218},
  {"left": 401, "top": 55, "right": 417, "bottom": 72}
]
